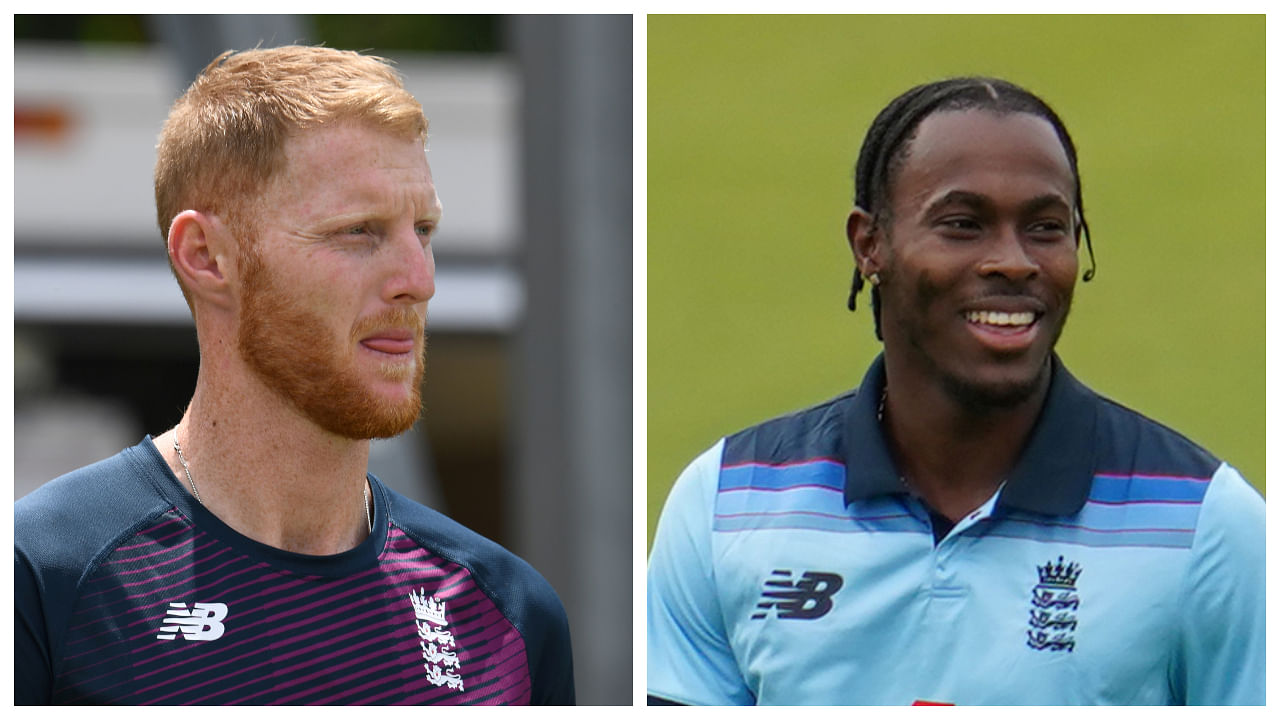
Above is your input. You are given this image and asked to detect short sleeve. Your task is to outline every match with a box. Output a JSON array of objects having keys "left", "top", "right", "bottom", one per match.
[
  {"left": 1172, "top": 463, "right": 1265, "bottom": 705},
  {"left": 527, "top": 586, "right": 576, "bottom": 705},
  {"left": 14, "top": 544, "right": 53, "bottom": 705},
  {"left": 647, "top": 439, "right": 753, "bottom": 706}
]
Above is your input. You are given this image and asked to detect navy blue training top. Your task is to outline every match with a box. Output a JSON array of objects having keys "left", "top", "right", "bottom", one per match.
[{"left": 15, "top": 438, "right": 575, "bottom": 705}]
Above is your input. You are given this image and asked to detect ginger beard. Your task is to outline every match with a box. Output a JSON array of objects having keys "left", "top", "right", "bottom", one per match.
[{"left": 236, "top": 247, "right": 426, "bottom": 439}]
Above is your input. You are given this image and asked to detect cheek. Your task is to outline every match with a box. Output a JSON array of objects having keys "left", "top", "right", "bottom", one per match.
[
  {"left": 889, "top": 250, "right": 969, "bottom": 319},
  {"left": 910, "top": 267, "right": 952, "bottom": 317},
  {"left": 1039, "top": 246, "right": 1080, "bottom": 301},
  {"left": 302, "top": 259, "right": 365, "bottom": 309}
]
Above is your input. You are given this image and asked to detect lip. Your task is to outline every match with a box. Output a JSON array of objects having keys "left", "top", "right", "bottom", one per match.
[
  {"left": 360, "top": 329, "right": 417, "bottom": 355},
  {"left": 960, "top": 297, "right": 1046, "bottom": 353},
  {"left": 959, "top": 295, "right": 1046, "bottom": 316}
]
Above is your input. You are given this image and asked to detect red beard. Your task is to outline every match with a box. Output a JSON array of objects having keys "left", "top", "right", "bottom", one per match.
[{"left": 236, "top": 248, "right": 426, "bottom": 439}]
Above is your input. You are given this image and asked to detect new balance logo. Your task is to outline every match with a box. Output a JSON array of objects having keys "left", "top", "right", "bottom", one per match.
[
  {"left": 156, "top": 602, "right": 229, "bottom": 641},
  {"left": 751, "top": 570, "right": 843, "bottom": 619}
]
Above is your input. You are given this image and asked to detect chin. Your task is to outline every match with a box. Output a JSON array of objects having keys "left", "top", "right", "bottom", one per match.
[
  {"left": 374, "top": 361, "right": 418, "bottom": 384},
  {"left": 941, "top": 356, "right": 1051, "bottom": 412},
  {"left": 322, "top": 392, "right": 423, "bottom": 440},
  {"left": 368, "top": 384, "right": 419, "bottom": 413},
  {"left": 274, "top": 362, "right": 424, "bottom": 441}
]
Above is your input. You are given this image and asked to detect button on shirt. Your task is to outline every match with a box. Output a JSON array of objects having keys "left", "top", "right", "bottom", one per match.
[{"left": 647, "top": 354, "right": 1264, "bottom": 705}]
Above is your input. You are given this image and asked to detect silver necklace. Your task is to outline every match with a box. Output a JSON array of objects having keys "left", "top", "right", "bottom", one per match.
[
  {"left": 875, "top": 388, "right": 912, "bottom": 493},
  {"left": 173, "top": 435, "right": 372, "bottom": 533}
]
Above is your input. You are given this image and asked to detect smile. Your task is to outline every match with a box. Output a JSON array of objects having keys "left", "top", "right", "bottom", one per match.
[{"left": 965, "top": 310, "right": 1037, "bottom": 328}]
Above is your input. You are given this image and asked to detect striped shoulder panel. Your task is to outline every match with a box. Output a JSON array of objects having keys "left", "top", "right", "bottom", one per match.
[
  {"left": 991, "top": 396, "right": 1221, "bottom": 550},
  {"left": 714, "top": 391, "right": 918, "bottom": 535}
]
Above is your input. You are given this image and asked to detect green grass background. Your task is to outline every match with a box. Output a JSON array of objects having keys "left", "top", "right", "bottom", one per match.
[{"left": 647, "top": 15, "right": 1264, "bottom": 548}]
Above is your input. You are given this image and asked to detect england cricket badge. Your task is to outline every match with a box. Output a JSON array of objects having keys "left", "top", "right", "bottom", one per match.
[
  {"left": 410, "top": 588, "right": 464, "bottom": 691},
  {"left": 1026, "top": 555, "right": 1081, "bottom": 652}
]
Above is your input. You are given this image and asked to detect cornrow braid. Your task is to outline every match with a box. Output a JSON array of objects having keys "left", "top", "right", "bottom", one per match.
[{"left": 847, "top": 77, "right": 1096, "bottom": 340}]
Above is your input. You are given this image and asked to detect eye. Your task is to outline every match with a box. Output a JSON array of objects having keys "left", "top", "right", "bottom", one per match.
[
  {"left": 331, "top": 223, "right": 380, "bottom": 252},
  {"left": 937, "top": 216, "right": 981, "bottom": 238},
  {"left": 1027, "top": 219, "right": 1069, "bottom": 240}
]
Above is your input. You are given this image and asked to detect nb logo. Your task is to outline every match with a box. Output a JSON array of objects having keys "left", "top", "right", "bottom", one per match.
[
  {"left": 156, "top": 602, "right": 229, "bottom": 641},
  {"left": 751, "top": 570, "right": 843, "bottom": 619}
]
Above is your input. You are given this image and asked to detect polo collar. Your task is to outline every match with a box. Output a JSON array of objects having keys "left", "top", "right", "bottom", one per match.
[{"left": 842, "top": 353, "right": 1097, "bottom": 516}]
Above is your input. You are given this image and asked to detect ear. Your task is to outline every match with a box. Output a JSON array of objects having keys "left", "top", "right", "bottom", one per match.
[
  {"left": 846, "top": 207, "right": 884, "bottom": 277},
  {"left": 167, "top": 210, "right": 237, "bottom": 311}
]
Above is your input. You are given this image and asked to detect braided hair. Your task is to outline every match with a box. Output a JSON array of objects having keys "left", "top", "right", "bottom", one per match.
[{"left": 848, "top": 77, "right": 1096, "bottom": 340}]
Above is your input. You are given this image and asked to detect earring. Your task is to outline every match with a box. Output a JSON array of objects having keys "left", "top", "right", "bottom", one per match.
[{"left": 865, "top": 271, "right": 880, "bottom": 287}]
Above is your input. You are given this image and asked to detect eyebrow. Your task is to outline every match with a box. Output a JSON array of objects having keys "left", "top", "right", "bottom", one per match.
[
  {"left": 924, "top": 190, "right": 1071, "bottom": 216},
  {"left": 318, "top": 191, "right": 443, "bottom": 222}
]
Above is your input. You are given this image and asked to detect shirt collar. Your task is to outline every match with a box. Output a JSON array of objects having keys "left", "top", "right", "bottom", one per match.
[{"left": 842, "top": 353, "right": 1096, "bottom": 516}]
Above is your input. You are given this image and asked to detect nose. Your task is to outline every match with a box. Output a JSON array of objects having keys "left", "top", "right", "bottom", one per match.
[
  {"left": 383, "top": 226, "right": 435, "bottom": 305},
  {"left": 978, "top": 224, "right": 1038, "bottom": 282}
]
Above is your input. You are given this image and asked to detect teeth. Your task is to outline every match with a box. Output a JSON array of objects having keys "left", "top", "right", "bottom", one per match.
[{"left": 966, "top": 310, "right": 1035, "bottom": 327}]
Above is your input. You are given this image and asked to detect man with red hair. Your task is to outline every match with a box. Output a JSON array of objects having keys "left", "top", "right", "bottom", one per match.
[{"left": 16, "top": 46, "right": 574, "bottom": 706}]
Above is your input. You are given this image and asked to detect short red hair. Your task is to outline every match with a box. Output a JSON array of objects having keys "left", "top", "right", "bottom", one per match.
[{"left": 154, "top": 45, "right": 428, "bottom": 307}]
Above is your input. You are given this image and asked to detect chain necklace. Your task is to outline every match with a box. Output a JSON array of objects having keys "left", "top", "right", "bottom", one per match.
[
  {"left": 173, "top": 435, "right": 372, "bottom": 533},
  {"left": 876, "top": 387, "right": 912, "bottom": 493}
]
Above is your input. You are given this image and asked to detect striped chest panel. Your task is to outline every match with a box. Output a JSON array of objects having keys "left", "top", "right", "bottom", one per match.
[
  {"left": 714, "top": 458, "right": 918, "bottom": 534},
  {"left": 52, "top": 512, "right": 531, "bottom": 705},
  {"left": 714, "top": 461, "right": 1210, "bottom": 547},
  {"left": 708, "top": 458, "right": 1213, "bottom": 704},
  {"left": 993, "top": 473, "right": 1210, "bottom": 549}
]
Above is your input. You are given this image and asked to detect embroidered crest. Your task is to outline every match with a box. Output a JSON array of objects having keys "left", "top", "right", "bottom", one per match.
[
  {"left": 410, "top": 588, "right": 464, "bottom": 691},
  {"left": 1026, "top": 555, "right": 1081, "bottom": 652}
]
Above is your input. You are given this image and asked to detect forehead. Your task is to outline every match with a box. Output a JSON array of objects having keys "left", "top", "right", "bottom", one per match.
[
  {"left": 272, "top": 122, "right": 439, "bottom": 212},
  {"left": 892, "top": 110, "right": 1075, "bottom": 210}
]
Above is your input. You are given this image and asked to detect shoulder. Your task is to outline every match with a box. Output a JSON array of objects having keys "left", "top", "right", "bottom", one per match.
[
  {"left": 1191, "top": 463, "right": 1264, "bottom": 558},
  {"left": 1172, "top": 462, "right": 1265, "bottom": 704},
  {"left": 657, "top": 391, "right": 855, "bottom": 530},
  {"left": 380, "top": 484, "right": 574, "bottom": 703},
  {"left": 1086, "top": 389, "right": 1262, "bottom": 547},
  {"left": 1090, "top": 393, "right": 1222, "bottom": 480},
  {"left": 16, "top": 441, "right": 172, "bottom": 578},
  {"left": 15, "top": 440, "right": 173, "bottom": 682},
  {"left": 651, "top": 439, "right": 725, "bottom": 564},
  {"left": 721, "top": 390, "right": 854, "bottom": 467},
  {"left": 380, "top": 483, "right": 570, "bottom": 642}
]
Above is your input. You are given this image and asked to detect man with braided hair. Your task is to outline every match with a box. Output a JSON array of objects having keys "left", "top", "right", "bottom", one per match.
[
  {"left": 16, "top": 46, "right": 574, "bottom": 705},
  {"left": 647, "top": 77, "right": 1263, "bottom": 705}
]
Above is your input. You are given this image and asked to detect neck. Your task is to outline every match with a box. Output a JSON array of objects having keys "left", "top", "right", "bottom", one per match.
[
  {"left": 157, "top": 361, "right": 374, "bottom": 556},
  {"left": 880, "top": 355, "right": 1051, "bottom": 523}
]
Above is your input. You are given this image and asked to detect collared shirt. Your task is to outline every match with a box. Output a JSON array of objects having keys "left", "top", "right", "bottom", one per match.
[{"left": 647, "top": 354, "right": 1264, "bottom": 705}]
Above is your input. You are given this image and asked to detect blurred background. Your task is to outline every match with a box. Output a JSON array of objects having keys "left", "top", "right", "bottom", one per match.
[
  {"left": 13, "top": 14, "right": 631, "bottom": 705},
  {"left": 647, "top": 15, "right": 1264, "bottom": 547}
]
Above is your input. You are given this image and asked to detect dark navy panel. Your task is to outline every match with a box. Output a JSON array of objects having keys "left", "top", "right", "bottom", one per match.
[
  {"left": 1091, "top": 395, "right": 1221, "bottom": 481},
  {"left": 721, "top": 392, "right": 852, "bottom": 468}
]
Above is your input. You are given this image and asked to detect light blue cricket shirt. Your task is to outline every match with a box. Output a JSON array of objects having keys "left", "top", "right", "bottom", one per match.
[{"left": 647, "top": 354, "right": 1264, "bottom": 705}]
